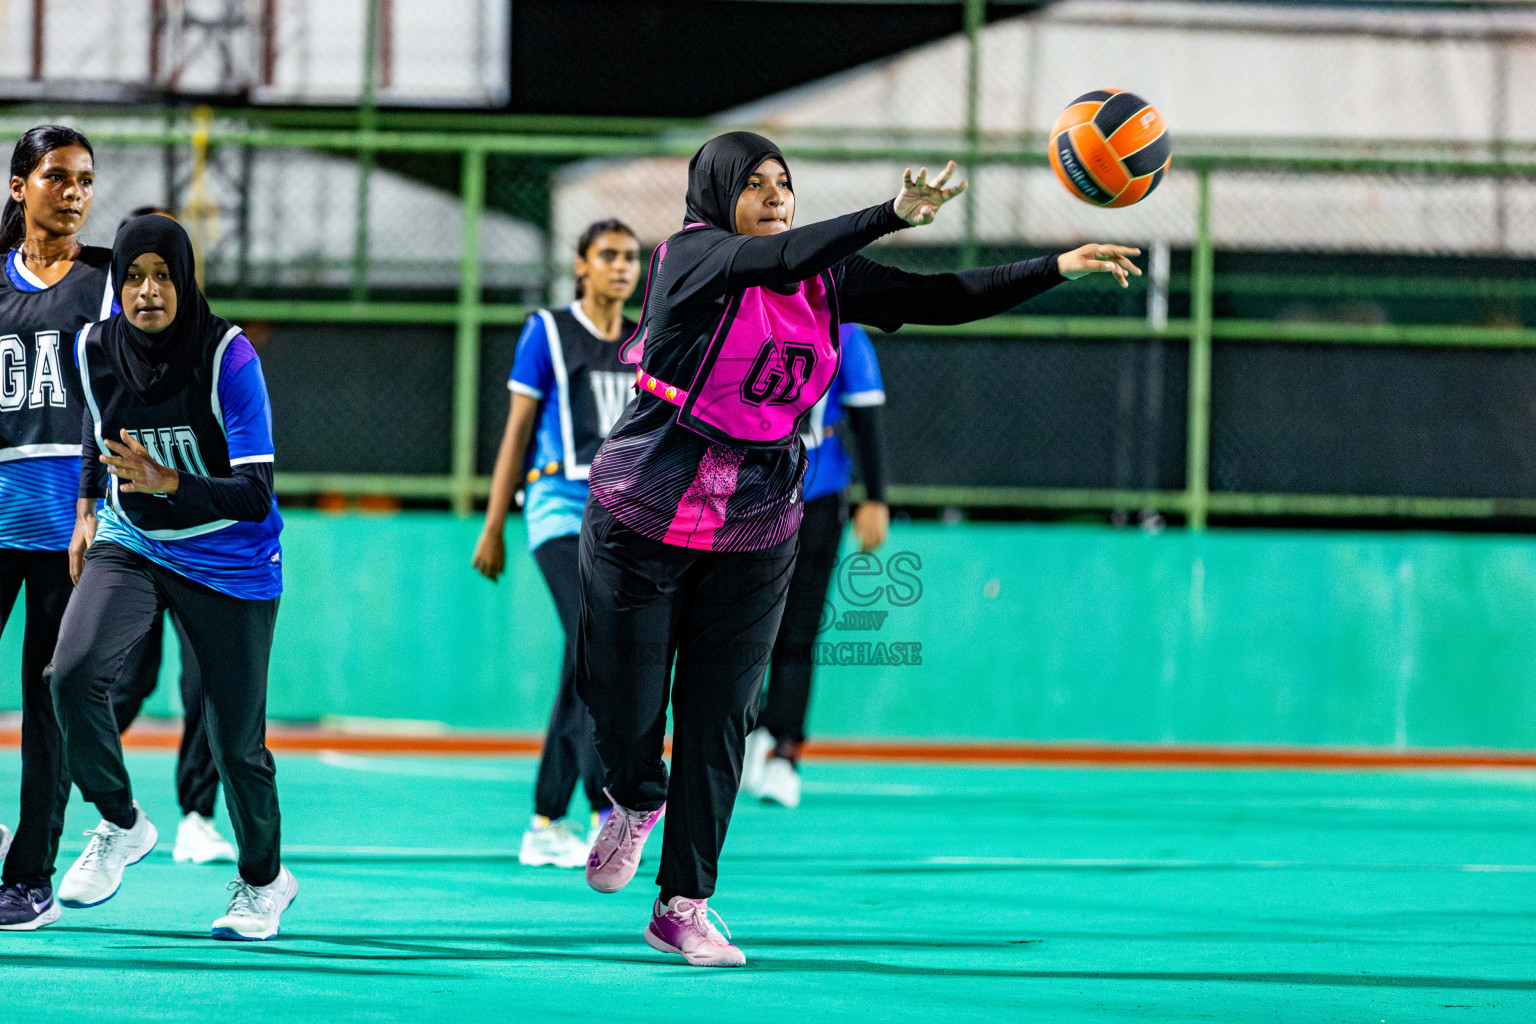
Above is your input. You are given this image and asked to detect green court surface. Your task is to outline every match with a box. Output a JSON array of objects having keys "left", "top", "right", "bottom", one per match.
[{"left": 4, "top": 750, "right": 1536, "bottom": 1023}]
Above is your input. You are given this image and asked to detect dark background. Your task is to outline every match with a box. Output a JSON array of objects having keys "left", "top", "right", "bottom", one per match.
[{"left": 507, "top": 0, "right": 1029, "bottom": 118}]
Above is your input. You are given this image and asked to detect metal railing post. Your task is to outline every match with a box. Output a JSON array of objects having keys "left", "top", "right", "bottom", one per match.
[
  {"left": 1185, "top": 166, "right": 1215, "bottom": 531},
  {"left": 450, "top": 147, "right": 487, "bottom": 516},
  {"left": 351, "top": 0, "right": 380, "bottom": 301},
  {"left": 961, "top": 0, "right": 983, "bottom": 269}
]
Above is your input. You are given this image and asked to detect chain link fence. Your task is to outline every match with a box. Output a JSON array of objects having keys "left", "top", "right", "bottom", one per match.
[{"left": 11, "top": 102, "right": 1536, "bottom": 521}]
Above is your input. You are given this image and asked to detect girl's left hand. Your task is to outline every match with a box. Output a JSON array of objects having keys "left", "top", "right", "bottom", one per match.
[
  {"left": 895, "top": 162, "right": 968, "bottom": 226},
  {"left": 101, "top": 428, "right": 180, "bottom": 495},
  {"left": 1057, "top": 244, "right": 1143, "bottom": 288}
]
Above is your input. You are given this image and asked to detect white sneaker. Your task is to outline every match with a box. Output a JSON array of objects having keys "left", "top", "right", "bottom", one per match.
[
  {"left": 173, "top": 812, "right": 237, "bottom": 865},
  {"left": 58, "top": 802, "right": 158, "bottom": 908},
  {"left": 0, "top": 823, "right": 12, "bottom": 863},
  {"left": 519, "top": 816, "right": 588, "bottom": 868},
  {"left": 212, "top": 865, "right": 297, "bottom": 941},
  {"left": 757, "top": 757, "right": 802, "bottom": 809},
  {"left": 740, "top": 728, "right": 774, "bottom": 797}
]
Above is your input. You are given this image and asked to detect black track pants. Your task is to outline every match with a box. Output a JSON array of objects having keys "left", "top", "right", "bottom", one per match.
[
  {"left": 109, "top": 611, "right": 219, "bottom": 818},
  {"left": 760, "top": 493, "right": 846, "bottom": 750},
  {"left": 0, "top": 549, "right": 73, "bottom": 887},
  {"left": 530, "top": 534, "right": 607, "bottom": 820},
  {"left": 575, "top": 498, "right": 797, "bottom": 901},
  {"left": 50, "top": 542, "right": 281, "bottom": 886}
]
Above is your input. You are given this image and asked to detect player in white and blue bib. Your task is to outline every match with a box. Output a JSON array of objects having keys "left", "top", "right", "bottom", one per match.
[
  {"left": 50, "top": 214, "right": 293, "bottom": 940},
  {"left": 742, "top": 322, "right": 889, "bottom": 808},
  {"left": 473, "top": 220, "right": 640, "bottom": 868}
]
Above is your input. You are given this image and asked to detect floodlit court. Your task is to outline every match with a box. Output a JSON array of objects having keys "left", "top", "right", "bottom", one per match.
[{"left": 4, "top": 748, "right": 1535, "bottom": 1022}]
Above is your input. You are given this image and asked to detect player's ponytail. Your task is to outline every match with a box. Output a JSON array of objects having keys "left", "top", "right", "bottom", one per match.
[
  {"left": 573, "top": 218, "right": 637, "bottom": 300},
  {"left": 0, "top": 125, "right": 94, "bottom": 252}
]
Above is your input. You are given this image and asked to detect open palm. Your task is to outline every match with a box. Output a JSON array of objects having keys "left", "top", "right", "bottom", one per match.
[{"left": 895, "top": 161, "right": 968, "bottom": 226}]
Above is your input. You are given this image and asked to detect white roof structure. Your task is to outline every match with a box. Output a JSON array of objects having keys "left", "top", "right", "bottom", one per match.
[
  {"left": 554, "top": 1, "right": 1536, "bottom": 263},
  {"left": 64, "top": 137, "right": 544, "bottom": 290}
]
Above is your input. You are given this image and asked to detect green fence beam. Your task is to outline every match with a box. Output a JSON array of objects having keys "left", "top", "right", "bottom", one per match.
[
  {"left": 1185, "top": 167, "right": 1215, "bottom": 531},
  {"left": 451, "top": 149, "right": 487, "bottom": 516},
  {"left": 270, "top": 476, "right": 1536, "bottom": 521},
  {"left": 275, "top": 473, "right": 488, "bottom": 499},
  {"left": 894, "top": 316, "right": 1194, "bottom": 340},
  {"left": 1212, "top": 319, "right": 1536, "bottom": 348},
  {"left": 352, "top": 0, "right": 380, "bottom": 302},
  {"left": 1205, "top": 492, "right": 1536, "bottom": 520},
  {"left": 873, "top": 485, "right": 1188, "bottom": 512}
]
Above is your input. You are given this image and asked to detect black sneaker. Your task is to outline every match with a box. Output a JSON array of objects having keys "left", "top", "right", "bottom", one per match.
[{"left": 0, "top": 881, "right": 61, "bottom": 931}]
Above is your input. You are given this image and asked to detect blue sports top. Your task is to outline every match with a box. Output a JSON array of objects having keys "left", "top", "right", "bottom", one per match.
[
  {"left": 801, "top": 323, "right": 885, "bottom": 503},
  {"left": 89, "top": 332, "right": 283, "bottom": 600},
  {"left": 508, "top": 303, "right": 634, "bottom": 551},
  {"left": 0, "top": 249, "right": 116, "bottom": 549}
]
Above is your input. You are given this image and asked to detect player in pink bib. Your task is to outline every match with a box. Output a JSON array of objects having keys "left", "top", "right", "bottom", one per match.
[{"left": 579, "top": 131, "right": 1140, "bottom": 966}]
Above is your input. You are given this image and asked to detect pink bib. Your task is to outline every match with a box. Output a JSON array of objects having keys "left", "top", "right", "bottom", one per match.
[{"left": 622, "top": 234, "right": 841, "bottom": 450}]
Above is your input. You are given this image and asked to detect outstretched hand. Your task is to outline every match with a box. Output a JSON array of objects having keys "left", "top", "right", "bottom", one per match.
[
  {"left": 1057, "top": 244, "right": 1143, "bottom": 288},
  {"left": 895, "top": 161, "right": 968, "bottom": 227},
  {"left": 101, "top": 428, "right": 179, "bottom": 495}
]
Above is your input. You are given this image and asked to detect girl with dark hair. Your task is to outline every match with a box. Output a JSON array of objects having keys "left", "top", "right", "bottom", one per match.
[
  {"left": 474, "top": 219, "right": 640, "bottom": 867},
  {"left": 0, "top": 125, "right": 112, "bottom": 931},
  {"left": 577, "top": 131, "right": 1139, "bottom": 966},
  {"left": 50, "top": 214, "right": 291, "bottom": 940}
]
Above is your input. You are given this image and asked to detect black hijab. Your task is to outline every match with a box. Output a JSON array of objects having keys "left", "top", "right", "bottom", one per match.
[
  {"left": 106, "top": 215, "right": 225, "bottom": 404},
  {"left": 684, "top": 131, "right": 791, "bottom": 232}
]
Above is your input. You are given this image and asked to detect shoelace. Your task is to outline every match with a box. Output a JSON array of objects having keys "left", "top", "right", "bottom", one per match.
[
  {"left": 77, "top": 824, "right": 127, "bottom": 871},
  {"left": 600, "top": 789, "right": 653, "bottom": 854},
  {"left": 0, "top": 882, "right": 41, "bottom": 908},
  {"left": 677, "top": 900, "right": 732, "bottom": 943},
  {"left": 225, "top": 879, "right": 273, "bottom": 919}
]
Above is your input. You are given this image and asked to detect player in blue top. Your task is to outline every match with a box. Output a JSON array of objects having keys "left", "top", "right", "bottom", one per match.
[
  {"left": 0, "top": 124, "right": 122, "bottom": 933},
  {"left": 98, "top": 205, "right": 236, "bottom": 871},
  {"left": 474, "top": 219, "right": 640, "bottom": 868},
  {"left": 0, "top": 125, "right": 115, "bottom": 931},
  {"left": 50, "top": 214, "right": 293, "bottom": 940},
  {"left": 740, "top": 323, "right": 889, "bottom": 809}
]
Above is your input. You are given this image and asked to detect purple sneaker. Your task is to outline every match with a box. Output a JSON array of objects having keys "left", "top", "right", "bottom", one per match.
[
  {"left": 585, "top": 788, "right": 664, "bottom": 894},
  {"left": 643, "top": 896, "right": 746, "bottom": 967}
]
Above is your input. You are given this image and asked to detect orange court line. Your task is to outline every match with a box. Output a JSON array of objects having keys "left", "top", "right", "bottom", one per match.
[{"left": 4, "top": 726, "right": 1536, "bottom": 769}]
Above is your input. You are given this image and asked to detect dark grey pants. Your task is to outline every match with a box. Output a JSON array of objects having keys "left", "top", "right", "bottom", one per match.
[
  {"left": 761, "top": 492, "right": 846, "bottom": 752},
  {"left": 0, "top": 549, "right": 73, "bottom": 887},
  {"left": 576, "top": 498, "right": 798, "bottom": 902},
  {"left": 109, "top": 611, "right": 220, "bottom": 819},
  {"left": 531, "top": 535, "right": 607, "bottom": 821},
  {"left": 49, "top": 542, "right": 281, "bottom": 886}
]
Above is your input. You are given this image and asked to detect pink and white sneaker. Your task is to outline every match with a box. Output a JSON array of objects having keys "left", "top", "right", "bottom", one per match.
[
  {"left": 643, "top": 896, "right": 746, "bottom": 967},
  {"left": 585, "top": 788, "right": 664, "bottom": 894}
]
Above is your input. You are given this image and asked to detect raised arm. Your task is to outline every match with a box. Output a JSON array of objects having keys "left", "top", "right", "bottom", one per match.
[
  {"left": 669, "top": 162, "right": 971, "bottom": 304},
  {"left": 837, "top": 244, "right": 1142, "bottom": 330}
]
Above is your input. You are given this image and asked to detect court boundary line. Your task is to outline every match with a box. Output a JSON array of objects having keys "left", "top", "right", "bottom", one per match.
[{"left": 6, "top": 725, "right": 1536, "bottom": 769}]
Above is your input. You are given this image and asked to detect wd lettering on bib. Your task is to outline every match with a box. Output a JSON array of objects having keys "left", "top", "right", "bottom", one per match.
[{"left": 124, "top": 426, "right": 209, "bottom": 475}]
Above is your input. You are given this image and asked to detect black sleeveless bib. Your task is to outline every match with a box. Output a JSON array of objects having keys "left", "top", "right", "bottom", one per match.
[
  {"left": 0, "top": 246, "right": 113, "bottom": 458},
  {"left": 537, "top": 306, "right": 636, "bottom": 479},
  {"left": 77, "top": 318, "right": 243, "bottom": 537}
]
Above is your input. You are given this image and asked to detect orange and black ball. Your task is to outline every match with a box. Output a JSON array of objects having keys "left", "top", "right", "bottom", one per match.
[{"left": 1048, "top": 90, "right": 1171, "bottom": 207}]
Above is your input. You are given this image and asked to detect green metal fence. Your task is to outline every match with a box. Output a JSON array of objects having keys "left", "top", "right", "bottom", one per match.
[{"left": 16, "top": 110, "right": 1536, "bottom": 524}]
